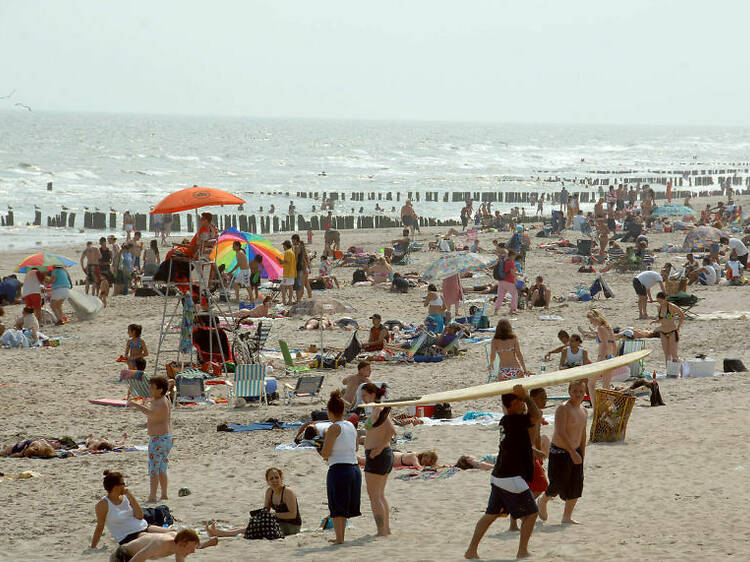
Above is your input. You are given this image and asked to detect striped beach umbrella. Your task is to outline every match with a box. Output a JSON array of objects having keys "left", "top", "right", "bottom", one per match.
[
  {"left": 16, "top": 253, "right": 76, "bottom": 273},
  {"left": 210, "top": 227, "right": 283, "bottom": 281}
]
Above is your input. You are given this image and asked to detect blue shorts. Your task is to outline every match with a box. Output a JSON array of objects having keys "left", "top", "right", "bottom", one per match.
[
  {"left": 148, "top": 434, "right": 173, "bottom": 477},
  {"left": 327, "top": 463, "right": 361, "bottom": 519},
  {"left": 428, "top": 313, "right": 445, "bottom": 333}
]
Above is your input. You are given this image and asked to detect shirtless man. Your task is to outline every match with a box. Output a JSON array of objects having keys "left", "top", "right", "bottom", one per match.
[
  {"left": 109, "top": 529, "right": 200, "bottom": 562},
  {"left": 538, "top": 379, "right": 588, "bottom": 525},
  {"left": 342, "top": 361, "right": 373, "bottom": 406},
  {"left": 132, "top": 231, "right": 144, "bottom": 271},
  {"left": 128, "top": 377, "right": 173, "bottom": 502},
  {"left": 528, "top": 276, "right": 551, "bottom": 309},
  {"left": 80, "top": 241, "right": 101, "bottom": 296},
  {"left": 228, "top": 240, "right": 253, "bottom": 302}
]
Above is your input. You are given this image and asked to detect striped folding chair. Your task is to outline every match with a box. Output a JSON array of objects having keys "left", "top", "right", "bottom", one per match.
[
  {"left": 619, "top": 339, "right": 646, "bottom": 378},
  {"left": 126, "top": 371, "right": 151, "bottom": 402},
  {"left": 231, "top": 364, "right": 267, "bottom": 408}
]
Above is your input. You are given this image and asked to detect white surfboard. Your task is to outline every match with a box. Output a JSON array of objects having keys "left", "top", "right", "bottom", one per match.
[
  {"left": 362, "top": 350, "right": 650, "bottom": 408},
  {"left": 67, "top": 289, "right": 104, "bottom": 320}
]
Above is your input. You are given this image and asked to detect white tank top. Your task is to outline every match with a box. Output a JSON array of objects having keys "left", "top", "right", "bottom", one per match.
[
  {"left": 104, "top": 495, "right": 148, "bottom": 542},
  {"left": 314, "top": 422, "right": 332, "bottom": 436},
  {"left": 564, "top": 346, "right": 584, "bottom": 366},
  {"left": 431, "top": 294, "right": 444, "bottom": 306},
  {"left": 328, "top": 420, "right": 357, "bottom": 465}
]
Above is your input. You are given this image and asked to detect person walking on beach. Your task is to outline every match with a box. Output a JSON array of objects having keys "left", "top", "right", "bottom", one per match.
[
  {"left": 320, "top": 391, "right": 361, "bottom": 544},
  {"left": 127, "top": 376, "right": 173, "bottom": 502},
  {"left": 122, "top": 211, "right": 135, "bottom": 241},
  {"left": 488, "top": 319, "right": 528, "bottom": 380},
  {"left": 465, "top": 384, "right": 541, "bottom": 560},
  {"left": 361, "top": 383, "right": 395, "bottom": 537},
  {"left": 538, "top": 379, "right": 588, "bottom": 525},
  {"left": 80, "top": 241, "right": 101, "bottom": 296},
  {"left": 494, "top": 250, "right": 519, "bottom": 315},
  {"left": 401, "top": 199, "right": 419, "bottom": 238}
]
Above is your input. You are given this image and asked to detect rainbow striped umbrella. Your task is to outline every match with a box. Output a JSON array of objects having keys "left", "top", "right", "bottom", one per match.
[
  {"left": 210, "top": 228, "right": 283, "bottom": 281},
  {"left": 16, "top": 253, "right": 76, "bottom": 273}
]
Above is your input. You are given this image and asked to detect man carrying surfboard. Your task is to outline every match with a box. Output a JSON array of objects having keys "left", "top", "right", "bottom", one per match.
[
  {"left": 537, "top": 379, "right": 588, "bottom": 525},
  {"left": 465, "top": 384, "right": 541, "bottom": 560}
]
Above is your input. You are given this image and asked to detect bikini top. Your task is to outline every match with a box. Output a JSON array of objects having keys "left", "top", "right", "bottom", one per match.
[
  {"left": 659, "top": 306, "right": 673, "bottom": 320},
  {"left": 129, "top": 338, "right": 143, "bottom": 350},
  {"left": 494, "top": 338, "right": 515, "bottom": 353}
]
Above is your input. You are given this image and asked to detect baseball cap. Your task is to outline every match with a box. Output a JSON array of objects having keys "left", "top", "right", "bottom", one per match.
[{"left": 370, "top": 314, "right": 381, "bottom": 320}]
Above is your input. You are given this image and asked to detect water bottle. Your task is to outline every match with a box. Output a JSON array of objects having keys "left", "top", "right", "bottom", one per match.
[{"left": 540, "top": 360, "right": 546, "bottom": 374}]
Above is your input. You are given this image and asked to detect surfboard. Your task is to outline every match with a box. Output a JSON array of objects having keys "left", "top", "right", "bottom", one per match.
[
  {"left": 88, "top": 398, "right": 128, "bottom": 407},
  {"left": 68, "top": 290, "right": 104, "bottom": 320},
  {"left": 362, "top": 350, "right": 650, "bottom": 408}
]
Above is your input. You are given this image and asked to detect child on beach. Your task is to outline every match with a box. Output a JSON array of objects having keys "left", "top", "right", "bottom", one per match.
[
  {"left": 99, "top": 271, "right": 112, "bottom": 307},
  {"left": 127, "top": 376, "right": 173, "bottom": 502},
  {"left": 124, "top": 324, "right": 148, "bottom": 371},
  {"left": 248, "top": 254, "right": 264, "bottom": 299},
  {"left": 538, "top": 379, "right": 588, "bottom": 525},
  {"left": 559, "top": 334, "right": 590, "bottom": 368},
  {"left": 465, "top": 384, "right": 541, "bottom": 560}
]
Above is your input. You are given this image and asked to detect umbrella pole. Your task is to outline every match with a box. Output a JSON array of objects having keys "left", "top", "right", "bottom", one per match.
[{"left": 319, "top": 321, "right": 324, "bottom": 354}]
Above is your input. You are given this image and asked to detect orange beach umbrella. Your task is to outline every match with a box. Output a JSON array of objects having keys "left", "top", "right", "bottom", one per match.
[{"left": 150, "top": 186, "right": 245, "bottom": 214}]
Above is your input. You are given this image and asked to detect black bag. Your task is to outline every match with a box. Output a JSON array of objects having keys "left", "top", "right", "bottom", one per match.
[
  {"left": 135, "top": 287, "right": 160, "bottom": 297},
  {"left": 244, "top": 508, "right": 284, "bottom": 540},
  {"left": 142, "top": 505, "right": 174, "bottom": 527},
  {"left": 432, "top": 403, "right": 452, "bottom": 419},
  {"left": 352, "top": 269, "right": 367, "bottom": 283},
  {"left": 310, "top": 279, "right": 326, "bottom": 290},
  {"left": 724, "top": 358, "right": 747, "bottom": 372},
  {"left": 311, "top": 410, "right": 328, "bottom": 421}
]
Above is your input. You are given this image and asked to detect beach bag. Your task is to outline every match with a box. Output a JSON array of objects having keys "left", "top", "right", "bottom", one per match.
[
  {"left": 310, "top": 279, "right": 326, "bottom": 290},
  {"left": 492, "top": 259, "right": 507, "bottom": 281},
  {"left": 432, "top": 403, "right": 452, "bottom": 419},
  {"left": 244, "top": 508, "right": 284, "bottom": 540},
  {"left": 142, "top": 505, "right": 174, "bottom": 527},
  {"left": 723, "top": 358, "right": 747, "bottom": 372}
]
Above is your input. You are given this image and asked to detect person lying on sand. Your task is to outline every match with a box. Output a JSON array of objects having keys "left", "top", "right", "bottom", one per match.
[
  {"left": 85, "top": 433, "right": 129, "bottom": 451},
  {"left": 1, "top": 439, "right": 57, "bottom": 458},
  {"left": 108, "top": 529, "right": 202, "bottom": 561},
  {"left": 357, "top": 450, "right": 438, "bottom": 470},
  {"left": 235, "top": 297, "right": 272, "bottom": 319},
  {"left": 300, "top": 317, "right": 334, "bottom": 330}
]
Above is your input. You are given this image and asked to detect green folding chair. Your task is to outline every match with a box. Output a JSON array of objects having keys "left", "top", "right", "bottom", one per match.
[{"left": 278, "top": 340, "right": 311, "bottom": 374}]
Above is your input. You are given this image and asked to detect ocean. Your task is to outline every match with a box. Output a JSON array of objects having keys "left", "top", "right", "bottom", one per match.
[{"left": 1, "top": 111, "right": 749, "bottom": 251}]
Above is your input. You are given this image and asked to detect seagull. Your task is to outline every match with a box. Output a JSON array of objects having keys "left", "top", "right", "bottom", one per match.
[
  {"left": 15, "top": 102, "right": 32, "bottom": 112},
  {"left": 0, "top": 89, "right": 15, "bottom": 99}
]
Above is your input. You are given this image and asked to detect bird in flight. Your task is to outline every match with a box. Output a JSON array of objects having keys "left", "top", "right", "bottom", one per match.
[{"left": 15, "top": 102, "right": 32, "bottom": 112}]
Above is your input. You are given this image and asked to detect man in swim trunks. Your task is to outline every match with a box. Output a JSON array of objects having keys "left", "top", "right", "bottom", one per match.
[
  {"left": 128, "top": 376, "right": 173, "bottom": 502},
  {"left": 465, "top": 384, "right": 541, "bottom": 560},
  {"left": 80, "top": 241, "right": 102, "bottom": 296},
  {"left": 109, "top": 529, "right": 200, "bottom": 561},
  {"left": 538, "top": 379, "right": 588, "bottom": 525},
  {"left": 229, "top": 240, "right": 253, "bottom": 302}
]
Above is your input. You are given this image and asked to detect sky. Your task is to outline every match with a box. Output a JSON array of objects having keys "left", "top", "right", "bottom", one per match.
[{"left": 1, "top": 0, "right": 749, "bottom": 125}]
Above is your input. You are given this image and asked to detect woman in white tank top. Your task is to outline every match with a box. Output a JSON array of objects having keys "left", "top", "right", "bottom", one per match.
[
  {"left": 320, "top": 391, "right": 362, "bottom": 544},
  {"left": 91, "top": 470, "right": 168, "bottom": 548}
]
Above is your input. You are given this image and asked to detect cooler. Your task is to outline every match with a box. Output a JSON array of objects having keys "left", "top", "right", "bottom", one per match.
[{"left": 407, "top": 404, "right": 435, "bottom": 417}]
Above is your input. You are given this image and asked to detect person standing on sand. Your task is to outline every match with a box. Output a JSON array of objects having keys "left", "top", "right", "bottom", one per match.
[
  {"left": 538, "top": 379, "right": 588, "bottom": 525},
  {"left": 401, "top": 199, "right": 419, "bottom": 238},
  {"left": 80, "top": 241, "right": 101, "bottom": 296},
  {"left": 465, "top": 384, "right": 541, "bottom": 560},
  {"left": 122, "top": 211, "right": 135, "bottom": 241},
  {"left": 127, "top": 376, "right": 173, "bottom": 502},
  {"left": 228, "top": 240, "right": 253, "bottom": 302}
]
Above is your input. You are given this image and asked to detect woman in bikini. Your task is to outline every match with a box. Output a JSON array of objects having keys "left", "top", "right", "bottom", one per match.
[
  {"left": 652, "top": 291, "right": 685, "bottom": 368},
  {"left": 361, "top": 383, "right": 396, "bottom": 537},
  {"left": 205, "top": 467, "right": 302, "bottom": 538},
  {"left": 488, "top": 319, "right": 527, "bottom": 380},
  {"left": 423, "top": 283, "right": 446, "bottom": 333},
  {"left": 357, "top": 450, "right": 438, "bottom": 470},
  {"left": 586, "top": 310, "right": 617, "bottom": 405}
]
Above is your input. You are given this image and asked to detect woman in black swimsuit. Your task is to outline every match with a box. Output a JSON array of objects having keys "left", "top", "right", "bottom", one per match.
[
  {"left": 652, "top": 291, "right": 685, "bottom": 368},
  {"left": 205, "top": 467, "right": 301, "bottom": 539},
  {"left": 361, "top": 383, "right": 395, "bottom": 537}
]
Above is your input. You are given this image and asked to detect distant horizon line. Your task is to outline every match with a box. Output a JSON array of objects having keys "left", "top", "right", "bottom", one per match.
[{"left": 1, "top": 107, "right": 749, "bottom": 129}]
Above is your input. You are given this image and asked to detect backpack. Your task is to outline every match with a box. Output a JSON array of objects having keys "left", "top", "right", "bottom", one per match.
[
  {"left": 352, "top": 269, "right": 367, "bottom": 283},
  {"left": 244, "top": 508, "right": 284, "bottom": 540},
  {"left": 493, "top": 259, "right": 507, "bottom": 281},
  {"left": 142, "top": 505, "right": 174, "bottom": 528}
]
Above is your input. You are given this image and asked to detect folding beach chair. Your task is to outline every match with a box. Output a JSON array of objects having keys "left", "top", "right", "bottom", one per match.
[
  {"left": 230, "top": 363, "right": 267, "bottom": 407},
  {"left": 619, "top": 339, "right": 646, "bottom": 379},
  {"left": 439, "top": 335, "right": 464, "bottom": 357},
  {"left": 406, "top": 332, "right": 428, "bottom": 357},
  {"left": 233, "top": 321, "right": 272, "bottom": 364},
  {"left": 278, "top": 339, "right": 311, "bottom": 374},
  {"left": 283, "top": 375, "right": 325, "bottom": 405},
  {"left": 126, "top": 371, "right": 151, "bottom": 402}
]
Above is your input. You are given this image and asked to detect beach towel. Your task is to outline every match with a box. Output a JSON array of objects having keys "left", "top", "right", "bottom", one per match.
[
  {"left": 180, "top": 293, "right": 195, "bottom": 354},
  {"left": 225, "top": 421, "right": 303, "bottom": 432},
  {"left": 442, "top": 274, "right": 464, "bottom": 307},
  {"left": 395, "top": 467, "right": 460, "bottom": 481},
  {"left": 275, "top": 442, "right": 316, "bottom": 451}
]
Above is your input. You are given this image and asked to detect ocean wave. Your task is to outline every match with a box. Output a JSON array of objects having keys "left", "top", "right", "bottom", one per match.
[
  {"left": 55, "top": 169, "right": 100, "bottom": 180},
  {"left": 166, "top": 154, "right": 200, "bottom": 161},
  {"left": 121, "top": 169, "right": 171, "bottom": 177}
]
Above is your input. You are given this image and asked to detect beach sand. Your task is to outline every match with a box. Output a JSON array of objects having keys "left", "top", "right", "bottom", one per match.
[{"left": 1, "top": 218, "right": 749, "bottom": 561}]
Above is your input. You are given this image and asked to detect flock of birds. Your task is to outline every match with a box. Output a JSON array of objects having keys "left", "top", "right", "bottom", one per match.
[{"left": 1, "top": 89, "right": 32, "bottom": 111}]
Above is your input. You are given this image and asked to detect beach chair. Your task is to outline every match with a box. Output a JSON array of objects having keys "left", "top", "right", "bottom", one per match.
[
  {"left": 278, "top": 339, "right": 311, "bottom": 374},
  {"left": 439, "top": 335, "right": 464, "bottom": 356},
  {"left": 126, "top": 371, "right": 152, "bottom": 402},
  {"left": 469, "top": 300, "right": 488, "bottom": 329},
  {"left": 619, "top": 339, "right": 646, "bottom": 379},
  {"left": 230, "top": 363, "right": 267, "bottom": 407},
  {"left": 406, "top": 332, "right": 428, "bottom": 357},
  {"left": 233, "top": 321, "right": 272, "bottom": 364},
  {"left": 175, "top": 368, "right": 212, "bottom": 403},
  {"left": 283, "top": 375, "right": 325, "bottom": 405}
]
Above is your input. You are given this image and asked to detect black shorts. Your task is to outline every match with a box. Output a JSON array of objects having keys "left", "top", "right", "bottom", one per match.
[
  {"left": 607, "top": 218, "right": 616, "bottom": 231},
  {"left": 632, "top": 278, "right": 647, "bottom": 296},
  {"left": 118, "top": 531, "right": 143, "bottom": 545},
  {"left": 402, "top": 215, "right": 415, "bottom": 227},
  {"left": 364, "top": 447, "right": 394, "bottom": 475},
  {"left": 327, "top": 463, "right": 362, "bottom": 518},
  {"left": 545, "top": 446, "right": 584, "bottom": 501},
  {"left": 485, "top": 484, "right": 539, "bottom": 519}
]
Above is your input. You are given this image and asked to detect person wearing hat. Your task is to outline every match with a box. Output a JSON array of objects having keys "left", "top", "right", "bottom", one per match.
[{"left": 364, "top": 314, "right": 390, "bottom": 352}]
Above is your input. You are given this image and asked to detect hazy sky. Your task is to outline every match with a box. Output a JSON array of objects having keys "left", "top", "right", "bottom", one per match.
[{"left": 1, "top": 0, "right": 749, "bottom": 125}]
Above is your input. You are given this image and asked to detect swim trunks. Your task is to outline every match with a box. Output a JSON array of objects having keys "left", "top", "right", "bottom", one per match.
[
  {"left": 485, "top": 481, "right": 539, "bottom": 519},
  {"left": 148, "top": 433, "right": 174, "bottom": 477},
  {"left": 545, "top": 445, "right": 584, "bottom": 501},
  {"left": 234, "top": 269, "right": 252, "bottom": 288},
  {"left": 87, "top": 264, "right": 100, "bottom": 284},
  {"left": 528, "top": 456, "right": 548, "bottom": 494},
  {"left": 364, "top": 447, "right": 394, "bottom": 475}
]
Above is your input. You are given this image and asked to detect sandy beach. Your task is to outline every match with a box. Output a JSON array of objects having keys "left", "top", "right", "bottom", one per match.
[{"left": 1, "top": 217, "right": 749, "bottom": 562}]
